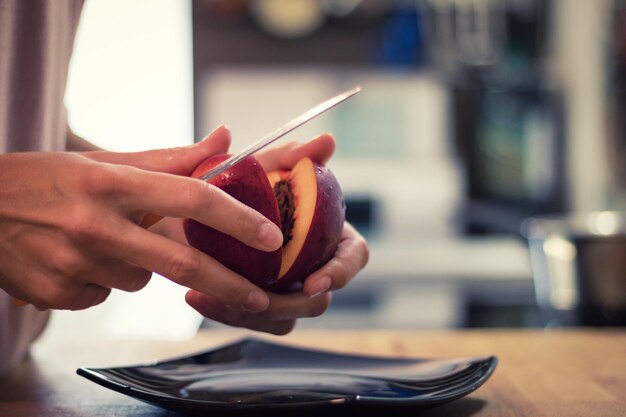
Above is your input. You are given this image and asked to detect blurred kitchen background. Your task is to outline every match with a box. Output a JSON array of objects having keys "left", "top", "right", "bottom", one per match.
[{"left": 50, "top": 0, "right": 626, "bottom": 340}]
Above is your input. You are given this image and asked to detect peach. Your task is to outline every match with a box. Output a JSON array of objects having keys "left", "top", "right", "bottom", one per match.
[
  {"left": 183, "top": 155, "right": 282, "bottom": 288},
  {"left": 183, "top": 154, "right": 345, "bottom": 293}
]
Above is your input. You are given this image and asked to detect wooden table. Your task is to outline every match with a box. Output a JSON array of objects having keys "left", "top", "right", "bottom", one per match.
[{"left": 0, "top": 329, "right": 624, "bottom": 416}]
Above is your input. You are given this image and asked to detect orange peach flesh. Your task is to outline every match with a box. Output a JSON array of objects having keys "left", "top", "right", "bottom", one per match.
[{"left": 268, "top": 158, "right": 317, "bottom": 279}]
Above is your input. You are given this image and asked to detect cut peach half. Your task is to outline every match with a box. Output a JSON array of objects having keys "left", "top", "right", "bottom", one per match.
[
  {"left": 267, "top": 157, "right": 345, "bottom": 292},
  {"left": 183, "top": 154, "right": 282, "bottom": 288},
  {"left": 183, "top": 154, "right": 345, "bottom": 293}
]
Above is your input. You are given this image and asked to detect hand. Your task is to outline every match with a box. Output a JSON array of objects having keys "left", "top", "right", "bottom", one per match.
[
  {"left": 0, "top": 126, "right": 283, "bottom": 311},
  {"left": 185, "top": 133, "right": 370, "bottom": 334}
]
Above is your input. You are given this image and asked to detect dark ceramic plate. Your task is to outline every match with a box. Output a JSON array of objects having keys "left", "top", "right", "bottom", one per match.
[{"left": 77, "top": 337, "right": 497, "bottom": 413}]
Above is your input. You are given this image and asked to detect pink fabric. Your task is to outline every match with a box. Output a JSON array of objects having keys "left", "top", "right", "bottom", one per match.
[
  {"left": 0, "top": 0, "right": 83, "bottom": 152},
  {"left": 0, "top": 0, "right": 83, "bottom": 373}
]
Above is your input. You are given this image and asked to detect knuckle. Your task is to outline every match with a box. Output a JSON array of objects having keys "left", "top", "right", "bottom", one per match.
[
  {"left": 269, "top": 320, "right": 297, "bottom": 336},
  {"left": 48, "top": 251, "right": 83, "bottom": 277},
  {"left": 67, "top": 286, "right": 110, "bottom": 311},
  {"left": 65, "top": 207, "right": 101, "bottom": 243},
  {"left": 308, "top": 295, "right": 331, "bottom": 317},
  {"left": 222, "top": 283, "right": 249, "bottom": 309},
  {"left": 193, "top": 302, "right": 222, "bottom": 321},
  {"left": 185, "top": 181, "right": 215, "bottom": 212},
  {"left": 81, "top": 165, "right": 128, "bottom": 198},
  {"left": 166, "top": 251, "right": 201, "bottom": 286},
  {"left": 234, "top": 206, "right": 259, "bottom": 235},
  {"left": 328, "top": 258, "right": 352, "bottom": 289},
  {"left": 279, "top": 142, "right": 300, "bottom": 157},
  {"left": 358, "top": 238, "right": 370, "bottom": 268},
  {"left": 30, "top": 275, "right": 109, "bottom": 311},
  {"left": 86, "top": 286, "right": 111, "bottom": 309},
  {"left": 282, "top": 141, "right": 300, "bottom": 150},
  {"left": 126, "top": 270, "right": 152, "bottom": 292},
  {"left": 79, "top": 165, "right": 113, "bottom": 195},
  {"left": 42, "top": 281, "right": 73, "bottom": 309}
]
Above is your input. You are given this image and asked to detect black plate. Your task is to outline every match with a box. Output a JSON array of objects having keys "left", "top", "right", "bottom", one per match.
[{"left": 77, "top": 337, "right": 497, "bottom": 413}]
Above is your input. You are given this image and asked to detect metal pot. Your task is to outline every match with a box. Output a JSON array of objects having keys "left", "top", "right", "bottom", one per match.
[{"left": 522, "top": 211, "right": 626, "bottom": 327}]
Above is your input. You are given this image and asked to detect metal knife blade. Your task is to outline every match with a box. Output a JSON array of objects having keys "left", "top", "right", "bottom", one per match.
[{"left": 197, "top": 85, "right": 361, "bottom": 182}]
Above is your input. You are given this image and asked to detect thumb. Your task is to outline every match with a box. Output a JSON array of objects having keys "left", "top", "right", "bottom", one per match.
[{"left": 86, "top": 125, "right": 231, "bottom": 175}]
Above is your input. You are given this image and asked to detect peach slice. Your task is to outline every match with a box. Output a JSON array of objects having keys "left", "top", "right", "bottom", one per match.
[
  {"left": 183, "top": 154, "right": 345, "bottom": 293},
  {"left": 267, "top": 157, "right": 345, "bottom": 292}
]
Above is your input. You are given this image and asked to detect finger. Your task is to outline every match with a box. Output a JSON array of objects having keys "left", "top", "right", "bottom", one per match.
[
  {"left": 33, "top": 281, "right": 110, "bottom": 311},
  {"left": 85, "top": 125, "right": 232, "bottom": 175},
  {"left": 185, "top": 291, "right": 297, "bottom": 335},
  {"left": 107, "top": 224, "right": 270, "bottom": 313},
  {"left": 113, "top": 167, "right": 282, "bottom": 251},
  {"left": 303, "top": 223, "right": 369, "bottom": 297},
  {"left": 188, "top": 288, "right": 331, "bottom": 321},
  {"left": 0, "top": 235, "right": 111, "bottom": 310},
  {"left": 84, "top": 259, "right": 152, "bottom": 293},
  {"left": 262, "top": 291, "right": 332, "bottom": 320},
  {"left": 67, "top": 284, "right": 111, "bottom": 311},
  {"left": 257, "top": 133, "right": 336, "bottom": 172}
]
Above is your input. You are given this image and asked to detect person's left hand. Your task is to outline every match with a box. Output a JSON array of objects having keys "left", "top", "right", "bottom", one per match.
[{"left": 185, "top": 133, "right": 370, "bottom": 334}]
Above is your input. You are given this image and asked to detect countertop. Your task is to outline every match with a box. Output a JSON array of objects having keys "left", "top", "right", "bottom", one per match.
[{"left": 0, "top": 328, "right": 624, "bottom": 416}]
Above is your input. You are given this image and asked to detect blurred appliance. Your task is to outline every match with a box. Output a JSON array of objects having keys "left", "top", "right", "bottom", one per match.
[
  {"left": 523, "top": 211, "right": 626, "bottom": 327},
  {"left": 452, "top": 71, "right": 567, "bottom": 234},
  {"left": 420, "top": 0, "right": 506, "bottom": 71},
  {"left": 609, "top": 0, "right": 626, "bottom": 196},
  {"left": 439, "top": 0, "right": 567, "bottom": 235}
]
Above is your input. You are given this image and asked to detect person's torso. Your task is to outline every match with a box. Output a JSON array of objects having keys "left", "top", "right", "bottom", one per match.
[{"left": 0, "top": 0, "right": 84, "bottom": 153}]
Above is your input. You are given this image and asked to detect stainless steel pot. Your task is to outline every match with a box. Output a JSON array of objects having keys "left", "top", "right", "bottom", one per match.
[{"left": 522, "top": 211, "right": 626, "bottom": 327}]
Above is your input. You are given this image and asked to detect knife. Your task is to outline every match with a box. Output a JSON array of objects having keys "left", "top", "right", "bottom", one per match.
[{"left": 139, "top": 85, "right": 361, "bottom": 228}]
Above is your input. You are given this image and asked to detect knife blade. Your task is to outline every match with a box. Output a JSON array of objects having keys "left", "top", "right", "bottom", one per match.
[
  {"left": 139, "top": 86, "right": 361, "bottom": 228},
  {"left": 197, "top": 85, "right": 361, "bottom": 182}
]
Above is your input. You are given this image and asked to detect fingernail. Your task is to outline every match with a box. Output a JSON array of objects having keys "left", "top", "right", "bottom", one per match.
[
  {"left": 244, "top": 290, "right": 270, "bottom": 312},
  {"left": 309, "top": 276, "right": 332, "bottom": 298},
  {"left": 214, "top": 124, "right": 230, "bottom": 133},
  {"left": 214, "top": 124, "right": 230, "bottom": 135},
  {"left": 258, "top": 222, "right": 283, "bottom": 251},
  {"left": 201, "top": 125, "right": 231, "bottom": 142}
]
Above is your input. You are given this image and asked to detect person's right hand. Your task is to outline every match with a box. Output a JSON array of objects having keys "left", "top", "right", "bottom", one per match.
[{"left": 0, "top": 126, "right": 282, "bottom": 312}]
